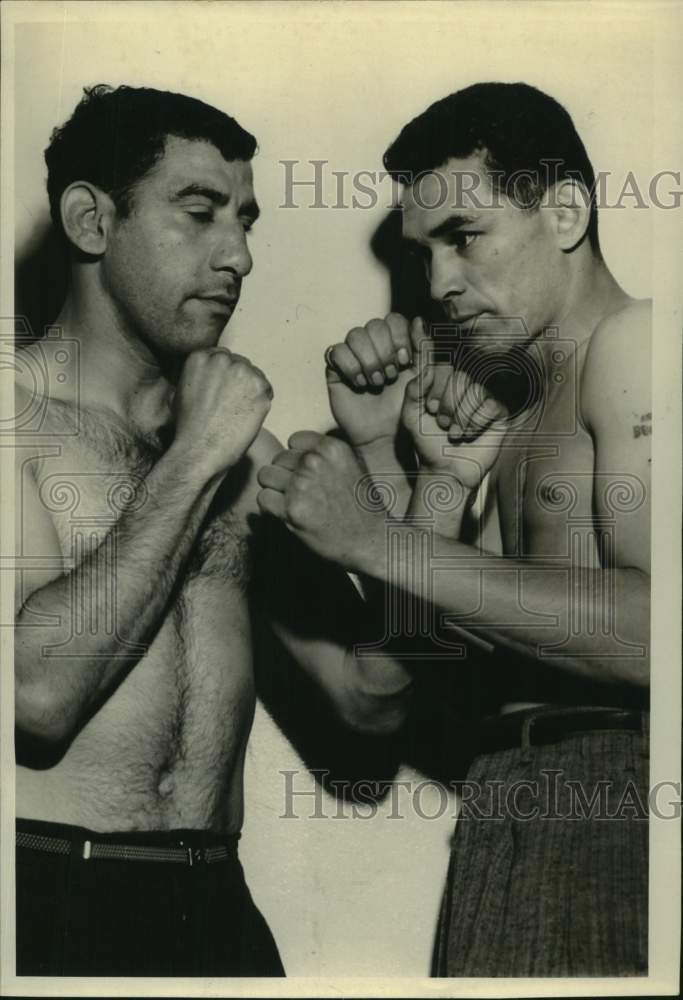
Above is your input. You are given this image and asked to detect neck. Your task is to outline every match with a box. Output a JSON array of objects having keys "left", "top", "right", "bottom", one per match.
[
  {"left": 541, "top": 250, "right": 633, "bottom": 362},
  {"left": 52, "top": 271, "right": 177, "bottom": 435},
  {"left": 487, "top": 251, "right": 634, "bottom": 418}
]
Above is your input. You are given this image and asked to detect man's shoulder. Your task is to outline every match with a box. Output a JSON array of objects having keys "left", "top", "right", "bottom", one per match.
[
  {"left": 12, "top": 380, "right": 54, "bottom": 461},
  {"left": 592, "top": 297, "right": 651, "bottom": 341},
  {"left": 14, "top": 377, "right": 42, "bottom": 414},
  {"left": 585, "top": 298, "right": 652, "bottom": 371},
  {"left": 580, "top": 299, "right": 652, "bottom": 431},
  {"left": 13, "top": 367, "right": 77, "bottom": 424}
]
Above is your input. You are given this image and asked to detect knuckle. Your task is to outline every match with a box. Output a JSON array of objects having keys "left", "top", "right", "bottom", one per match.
[
  {"left": 331, "top": 345, "right": 358, "bottom": 375},
  {"left": 303, "top": 451, "right": 322, "bottom": 473},
  {"left": 248, "top": 367, "right": 271, "bottom": 394},
  {"left": 386, "top": 311, "right": 407, "bottom": 328},
  {"left": 366, "top": 318, "right": 387, "bottom": 337},
  {"left": 318, "top": 435, "right": 343, "bottom": 459},
  {"left": 212, "top": 350, "right": 233, "bottom": 368},
  {"left": 346, "top": 327, "right": 367, "bottom": 349},
  {"left": 386, "top": 312, "right": 409, "bottom": 340},
  {"left": 291, "top": 473, "right": 310, "bottom": 494},
  {"left": 438, "top": 383, "right": 452, "bottom": 405},
  {"left": 286, "top": 491, "right": 309, "bottom": 527},
  {"left": 185, "top": 350, "right": 208, "bottom": 371}
]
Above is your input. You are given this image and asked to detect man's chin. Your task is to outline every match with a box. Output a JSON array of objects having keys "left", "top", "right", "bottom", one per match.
[{"left": 184, "top": 320, "right": 230, "bottom": 352}]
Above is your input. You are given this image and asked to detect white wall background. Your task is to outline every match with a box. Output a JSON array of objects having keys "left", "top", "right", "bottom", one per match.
[{"left": 11, "top": 0, "right": 661, "bottom": 977}]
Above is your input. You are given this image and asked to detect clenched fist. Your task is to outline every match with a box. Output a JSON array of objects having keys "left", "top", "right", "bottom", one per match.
[
  {"left": 401, "top": 362, "right": 509, "bottom": 490},
  {"left": 256, "top": 431, "right": 385, "bottom": 571},
  {"left": 325, "top": 313, "right": 425, "bottom": 448},
  {"left": 173, "top": 347, "right": 273, "bottom": 480}
]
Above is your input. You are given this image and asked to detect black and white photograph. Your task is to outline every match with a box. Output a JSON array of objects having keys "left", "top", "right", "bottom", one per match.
[{"left": 1, "top": 0, "right": 680, "bottom": 994}]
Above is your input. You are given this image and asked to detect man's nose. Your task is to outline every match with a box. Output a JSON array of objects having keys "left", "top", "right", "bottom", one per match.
[
  {"left": 210, "top": 225, "right": 253, "bottom": 278},
  {"left": 430, "top": 250, "right": 466, "bottom": 303}
]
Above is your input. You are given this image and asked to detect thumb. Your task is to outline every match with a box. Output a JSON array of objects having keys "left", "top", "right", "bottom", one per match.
[
  {"left": 409, "top": 316, "right": 430, "bottom": 370},
  {"left": 402, "top": 364, "right": 435, "bottom": 407}
]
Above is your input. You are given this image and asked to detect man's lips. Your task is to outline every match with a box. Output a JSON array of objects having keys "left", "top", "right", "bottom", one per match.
[
  {"left": 196, "top": 293, "right": 239, "bottom": 311},
  {"left": 446, "top": 312, "right": 483, "bottom": 328},
  {"left": 437, "top": 313, "right": 483, "bottom": 339}
]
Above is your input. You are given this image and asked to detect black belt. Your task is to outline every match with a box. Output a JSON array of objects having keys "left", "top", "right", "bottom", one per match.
[
  {"left": 16, "top": 829, "right": 237, "bottom": 866},
  {"left": 474, "top": 705, "right": 646, "bottom": 756}
]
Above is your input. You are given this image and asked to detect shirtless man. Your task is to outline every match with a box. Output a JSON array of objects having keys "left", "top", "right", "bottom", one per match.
[
  {"left": 257, "top": 83, "right": 651, "bottom": 976},
  {"left": 13, "top": 84, "right": 413, "bottom": 977}
]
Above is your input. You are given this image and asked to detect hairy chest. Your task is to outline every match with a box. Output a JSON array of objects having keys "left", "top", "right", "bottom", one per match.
[
  {"left": 29, "top": 406, "right": 255, "bottom": 588},
  {"left": 17, "top": 401, "right": 262, "bottom": 827}
]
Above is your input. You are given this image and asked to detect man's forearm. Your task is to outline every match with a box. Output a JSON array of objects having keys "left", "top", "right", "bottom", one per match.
[
  {"left": 341, "top": 643, "right": 414, "bottom": 734},
  {"left": 406, "top": 470, "right": 477, "bottom": 539},
  {"left": 351, "top": 521, "right": 650, "bottom": 689},
  {"left": 355, "top": 436, "right": 415, "bottom": 520},
  {"left": 265, "top": 522, "right": 415, "bottom": 735},
  {"left": 15, "top": 444, "right": 224, "bottom": 741}
]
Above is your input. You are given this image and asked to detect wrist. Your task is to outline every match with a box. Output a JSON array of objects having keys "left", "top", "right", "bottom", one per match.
[
  {"left": 356, "top": 431, "right": 415, "bottom": 466},
  {"left": 417, "top": 462, "right": 481, "bottom": 496},
  {"left": 344, "top": 515, "right": 388, "bottom": 578},
  {"left": 407, "top": 470, "right": 471, "bottom": 528},
  {"left": 163, "top": 442, "right": 227, "bottom": 492},
  {"left": 354, "top": 435, "right": 399, "bottom": 467}
]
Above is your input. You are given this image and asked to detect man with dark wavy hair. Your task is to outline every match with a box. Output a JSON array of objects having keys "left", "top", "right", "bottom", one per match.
[
  {"left": 258, "top": 82, "right": 651, "bottom": 976},
  {"left": 13, "top": 84, "right": 413, "bottom": 977}
]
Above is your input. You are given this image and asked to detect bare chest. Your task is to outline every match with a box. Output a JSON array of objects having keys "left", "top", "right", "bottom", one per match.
[
  {"left": 31, "top": 432, "right": 253, "bottom": 582},
  {"left": 495, "top": 370, "right": 598, "bottom": 560},
  {"left": 20, "top": 406, "right": 258, "bottom": 828}
]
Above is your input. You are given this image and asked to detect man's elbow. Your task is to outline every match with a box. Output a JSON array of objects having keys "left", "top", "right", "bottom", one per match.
[
  {"left": 15, "top": 680, "right": 76, "bottom": 745},
  {"left": 340, "top": 688, "right": 412, "bottom": 735}
]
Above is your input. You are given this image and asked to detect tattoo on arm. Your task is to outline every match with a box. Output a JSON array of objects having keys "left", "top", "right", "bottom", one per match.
[{"left": 632, "top": 412, "right": 652, "bottom": 439}]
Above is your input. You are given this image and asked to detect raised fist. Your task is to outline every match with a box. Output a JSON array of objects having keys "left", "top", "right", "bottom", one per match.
[
  {"left": 256, "top": 431, "right": 385, "bottom": 571},
  {"left": 173, "top": 347, "right": 273, "bottom": 479},
  {"left": 325, "top": 313, "right": 424, "bottom": 448},
  {"left": 401, "top": 363, "right": 509, "bottom": 490}
]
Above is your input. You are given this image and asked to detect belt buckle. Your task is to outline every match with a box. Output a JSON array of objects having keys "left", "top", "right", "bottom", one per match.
[
  {"left": 187, "top": 846, "right": 204, "bottom": 866},
  {"left": 178, "top": 838, "right": 204, "bottom": 866}
]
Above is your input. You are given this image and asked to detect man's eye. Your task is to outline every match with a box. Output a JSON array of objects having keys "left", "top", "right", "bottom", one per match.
[
  {"left": 451, "top": 232, "right": 478, "bottom": 251},
  {"left": 187, "top": 209, "right": 213, "bottom": 223}
]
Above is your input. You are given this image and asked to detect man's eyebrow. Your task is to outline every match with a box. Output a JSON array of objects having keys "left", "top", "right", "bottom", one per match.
[
  {"left": 171, "top": 183, "right": 230, "bottom": 206},
  {"left": 427, "top": 213, "right": 481, "bottom": 240},
  {"left": 170, "top": 185, "right": 260, "bottom": 221}
]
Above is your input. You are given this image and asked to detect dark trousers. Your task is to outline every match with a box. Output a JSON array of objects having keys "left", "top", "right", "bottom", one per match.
[
  {"left": 433, "top": 712, "right": 649, "bottom": 977},
  {"left": 16, "top": 819, "right": 285, "bottom": 977}
]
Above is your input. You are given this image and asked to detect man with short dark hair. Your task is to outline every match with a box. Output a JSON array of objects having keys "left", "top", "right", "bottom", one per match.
[
  {"left": 13, "top": 84, "right": 413, "bottom": 977},
  {"left": 258, "top": 82, "right": 650, "bottom": 976}
]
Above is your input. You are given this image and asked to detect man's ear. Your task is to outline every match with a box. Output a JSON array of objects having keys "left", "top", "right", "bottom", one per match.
[
  {"left": 60, "top": 182, "right": 117, "bottom": 255},
  {"left": 544, "top": 178, "right": 592, "bottom": 252}
]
